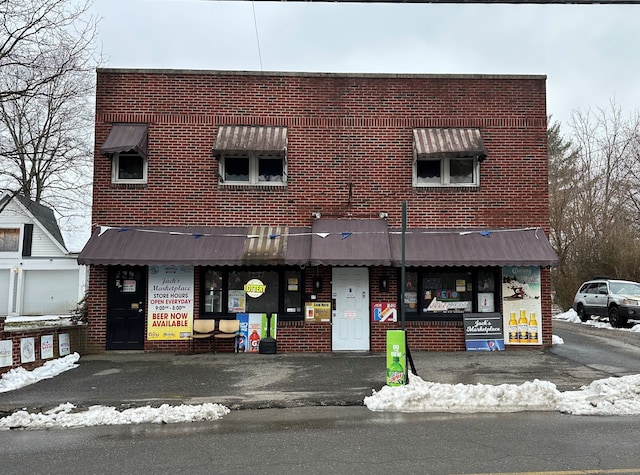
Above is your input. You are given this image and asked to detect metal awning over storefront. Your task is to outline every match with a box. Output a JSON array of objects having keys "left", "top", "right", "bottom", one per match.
[
  {"left": 212, "top": 125, "right": 287, "bottom": 155},
  {"left": 100, "top": 124, "right": 148, "bottom": 158},
  {"left": 389, "top": 227, "right": 558, "bottom": 267},
  {"left": 77, "top": 226, "right": 310, "bottom": 266},
  {"left": 413, "top": 128, "right": 487, "bottom": 160},
  {"left": 310, "top": 219, "right": 391, "bottom": 266}
]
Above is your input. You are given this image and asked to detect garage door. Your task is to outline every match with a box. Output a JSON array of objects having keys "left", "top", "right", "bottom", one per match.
[
  {"left": 23, "top": 270, "right": 79, "bottom": 315},
  {"left": 0, "top": 270, "right": 9, "bottom": 315}
]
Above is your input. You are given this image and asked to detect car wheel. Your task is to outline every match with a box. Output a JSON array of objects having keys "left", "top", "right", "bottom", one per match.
[
  {"left": 576, "top": 304, "right": 589, "bottom": 322},
  {"left": 608, "top": 306, "right": 627, "bottom": 328}
]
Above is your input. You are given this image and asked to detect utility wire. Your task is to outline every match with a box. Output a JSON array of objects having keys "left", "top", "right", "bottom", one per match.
[{"left": 251, "top": 1, "right": 264, "bottom": 70}]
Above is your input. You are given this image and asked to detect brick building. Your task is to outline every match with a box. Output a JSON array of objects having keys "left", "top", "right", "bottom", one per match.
[{"left": 78, "top": 69, "right": 558, "bottom": 354}]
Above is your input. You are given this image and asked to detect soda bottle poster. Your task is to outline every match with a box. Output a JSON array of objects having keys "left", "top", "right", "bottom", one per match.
[
  {"left": 386, "top": 330, "right": 407, "bottom": 386},
  {"left": 238, "top": 313, "right": 278, "bottom": 352},
  {"left": 501, "top": 266, "right": 542, "bottom": 345}
]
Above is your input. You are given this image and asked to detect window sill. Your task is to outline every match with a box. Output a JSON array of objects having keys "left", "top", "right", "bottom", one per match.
[
  {"left": 219, "top": 183, "right": 287, "bottom": 191},
  {"left": 110, "top": 182, "right": 148, "bottom": 189}
]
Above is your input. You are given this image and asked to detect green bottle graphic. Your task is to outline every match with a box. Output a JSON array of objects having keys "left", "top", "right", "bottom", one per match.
[{"left": 387, "top": 356, "right": 405, "bottom": 386}]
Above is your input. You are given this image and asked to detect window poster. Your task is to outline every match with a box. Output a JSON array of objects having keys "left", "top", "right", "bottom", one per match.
[
  {"left": 147, "top": 265, "right": 194, "bottom": 341},
  {"left": 228, "top": 290, "right": 246, "bottom": 313},
  {"left": 502, "top": 266, "right": 542, "bottom": 345}
]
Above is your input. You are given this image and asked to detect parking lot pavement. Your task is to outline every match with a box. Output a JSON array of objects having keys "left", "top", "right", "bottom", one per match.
[{"left": 0, "top": 344, "right": 610, "bottom": 414}]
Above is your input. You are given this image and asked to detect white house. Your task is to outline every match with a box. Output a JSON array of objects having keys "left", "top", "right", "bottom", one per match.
[{"left": 0, "top": 194, "right": 86, "bottom": 317}]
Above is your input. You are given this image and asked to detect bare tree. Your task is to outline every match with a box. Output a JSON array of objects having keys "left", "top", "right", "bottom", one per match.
[
  {"left": 0, "top": 0, "right": 99, "bottom": 246},
  {"left": 550, "top": 102, "right": 640, "bottom": 309}
]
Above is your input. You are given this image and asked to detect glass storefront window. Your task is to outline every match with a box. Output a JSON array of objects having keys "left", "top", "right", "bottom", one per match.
[
  {"left": 284, "top": 269, "right": 303, "bottom": 314},
  {"left": 402, "top": 268, "right": 497, "bottom": 319},
  {"left": 228, "top": 270, "right": 279, "bottom": 314},
  {"left": 420, "top": 272, "right": 472, "bottom": 313},
  {"left": 204, "top": 270, "right": 223, "bottom": 313},
  {"left": 201, "top": 268, "right": 303, "bottom": 319}
]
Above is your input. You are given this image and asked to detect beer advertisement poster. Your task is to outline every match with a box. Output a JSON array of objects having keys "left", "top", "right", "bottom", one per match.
[{"left": 502, "top": 266, "right": 542, "bottom": 345}]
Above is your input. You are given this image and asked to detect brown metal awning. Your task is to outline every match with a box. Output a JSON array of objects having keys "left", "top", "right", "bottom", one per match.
[
  {"left": 212, "top": 125, "right": 287, "bottom": 155},
  {"left": 390, "top": 228, "right": 558, "bottom": 267},
  {"left": 77, "top": 226, "right": 310, "bottom": 266},
  {"left": 413, "top": 128, "right": 487, "bottom": 160},
  {"left": 310, "top": 219, "right": 391, "bottom": 266},
  {"left": 101, "top": 124, "right": 148, "bottom": 158}
]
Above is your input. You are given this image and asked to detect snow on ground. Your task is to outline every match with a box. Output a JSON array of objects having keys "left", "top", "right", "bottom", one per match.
[
  {"left": 553, "top": 308, "right": 640, "bottom": 332},
  {"left": 1, "top": 312, "right": 640, "bottom": 429}
]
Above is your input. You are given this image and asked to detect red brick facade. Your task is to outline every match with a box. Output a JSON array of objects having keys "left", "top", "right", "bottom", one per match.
[{"left": 86, "top": 69, "right": 552, "bottom": 353}]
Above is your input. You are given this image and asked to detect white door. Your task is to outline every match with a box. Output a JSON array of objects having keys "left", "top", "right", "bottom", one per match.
[{"left": 332, "top": 267, "right": 370, "bottom": 351}]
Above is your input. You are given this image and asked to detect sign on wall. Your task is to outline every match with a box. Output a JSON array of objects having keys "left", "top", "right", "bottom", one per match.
[
  {"left": 0, "top": 340, "right": 12, "bottom": 367},
  {"left": 20, "top": 337, "right": 35, "bottom": 363},
  {"left": 59, "top": 333, "right": 70, "bottom": 356},
  {"left": 501, "top": 266, "right": 541, "bottom": 345},
  {"left": 305, "top": 302, "right": 331, "bottom": 322},
  {"left": 464, "top": 313, "right": 504, "bottom": 351},
  {"left": 372, "top": 302, "right": 397, "bottom": 322},
  {"left": 41, "top": 335, "right": 54, "bottom": 359},
  {"left": 147, "top": 265, "right": 194, "bottom": 341}
]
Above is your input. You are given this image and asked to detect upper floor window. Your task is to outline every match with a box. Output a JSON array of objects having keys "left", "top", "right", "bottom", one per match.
[
  {"left": 413, "top": 128, "right": 487, "bottom": 188},
  {"left": 415, "top": 156, "right": 478, "bottom": 186},
  {"left": 0, "top": 228, "right": 19, "bottom": 252},
  {"left": 219, "top": 153, "right": 285, "bottom": 185},
  {"left": 100, "top": 123, "right": 148, "bottom": 185},
  {"left": 213, "top": 125, "right": 287, "bottom": 187},
  {"left": 112, "top": 152, "right": 147, "bottom": 184}
]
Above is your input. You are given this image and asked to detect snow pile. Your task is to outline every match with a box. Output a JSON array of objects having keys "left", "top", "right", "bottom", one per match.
[
  {"left": 364, "top": 375, "right": 561, "bottom": 413},
  {"left": 0, "top": 353, "right": 80, "bottom": 393},
  {"left": 364, "top": 372, "right": 640, "bottom": 416},
  {"left": 0, "top": 402, "right": 230, "bottom": 430}
]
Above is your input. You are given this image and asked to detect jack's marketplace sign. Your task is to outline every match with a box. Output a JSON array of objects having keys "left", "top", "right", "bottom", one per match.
[
  {"left": 147, "top": 265, "right": 194, "bottom": 341},
  {"left": 463, "top": 312, "right": 504, "bottom": 351}
]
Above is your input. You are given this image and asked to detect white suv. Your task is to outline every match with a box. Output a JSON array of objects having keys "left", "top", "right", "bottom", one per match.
[{"left": 572, "top": 278, "right": 640, "bottom": 327}]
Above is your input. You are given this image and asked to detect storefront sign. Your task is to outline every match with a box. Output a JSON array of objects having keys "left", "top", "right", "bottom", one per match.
[
  {"left": 244, "top": 278, "right": 266, "bottom": 298},
  {"left": 147, "top": 265, "right": 194, "bottom": 341},
  {"left": 502, "top": 266, "right": 542, "bottom": 345},
  {"left": 464, "top": 313, "right": 504, "bottom": 351},
  {"left": 372, "top": 302, "right": 397, "bottom": 322},
  {"left": 305, "top": 302, "right": 331, "bottom": 322}
]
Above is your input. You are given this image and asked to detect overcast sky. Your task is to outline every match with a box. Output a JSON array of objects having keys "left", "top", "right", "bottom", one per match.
[{"left": 88, "top": 0, "right": 639, "bottom": 129}]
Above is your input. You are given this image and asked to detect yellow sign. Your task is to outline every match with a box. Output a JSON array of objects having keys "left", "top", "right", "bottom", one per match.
[{"left": 244, "top": 278, "right": 266, "bottom": 298}]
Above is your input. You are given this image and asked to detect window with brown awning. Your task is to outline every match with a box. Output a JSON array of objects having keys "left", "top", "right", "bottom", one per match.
[
  {"left": 101, "top": 124, "right": 148, "bottom": 159},
  {"left": 413, "top": 128, "right": 487, "bottom": 160}
]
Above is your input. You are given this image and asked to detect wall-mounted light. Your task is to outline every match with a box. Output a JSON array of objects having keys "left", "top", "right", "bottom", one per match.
[
  {"left": 312, "top": 212, "right": 322, "bottom": 219},
  {"left": 379, "top": 212, "right": 388, "bottom": 219},
  {"left": 313, "top": 276, "right": 323, "bottom": 293},
  {"left": 379, "top": 275, "right": 389, "bottom": 293}
]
